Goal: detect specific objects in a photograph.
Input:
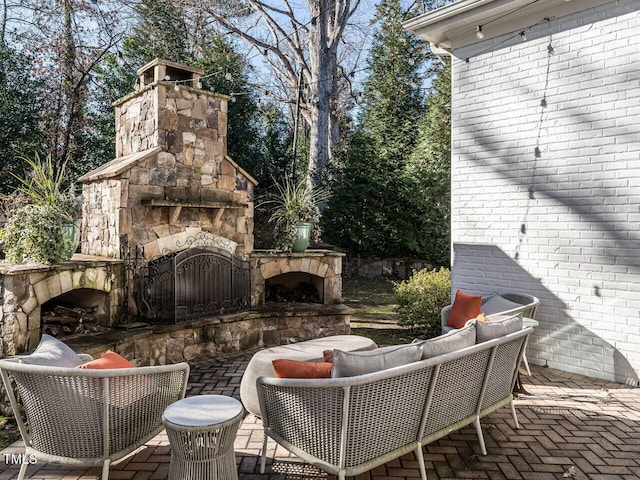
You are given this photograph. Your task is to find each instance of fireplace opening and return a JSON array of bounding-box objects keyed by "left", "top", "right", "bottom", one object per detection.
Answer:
[
  {"left": 265, "top": 272, "right": 323, "bottom": 304},
  {"left": 41, "top": 288, "right": 110, "bottom": 338}
]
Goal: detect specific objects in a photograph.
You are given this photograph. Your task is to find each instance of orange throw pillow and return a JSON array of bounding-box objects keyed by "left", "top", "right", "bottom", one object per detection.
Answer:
[
  {"left": 476, "top": 312, "right": 490, "bottom": 323},
  {"left": 77, "top": 350, "right": 135, "bottom": 369},
  {"left": 448, "top": 290, "right": 482, "bottom": 329},
  {"left": 272, "top": 359, "right": 332, "bottom": 378}
]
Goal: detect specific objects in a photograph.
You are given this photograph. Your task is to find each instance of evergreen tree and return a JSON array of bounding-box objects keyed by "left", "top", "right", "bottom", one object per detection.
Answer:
[
  {"left": 0, "top": 45, "right": 45, "bottom": 192},
  {"left": 127, "top": 0, "right": 190, "bottom": 65},
  {"left": 405, "top": 58, "right": 451, "bottom": 265},
  {"left": 323, "top": 0, "right": 427, "bottom": 257}
]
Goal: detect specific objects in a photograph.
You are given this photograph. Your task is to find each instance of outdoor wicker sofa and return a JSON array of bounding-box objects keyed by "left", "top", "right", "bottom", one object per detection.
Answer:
[
  {"left": 441, "top": 291, "right": 539, "bottom": 374},
  {"left": 0, "top": 353, "right": 189, "bottom": 480},
  {"left": 257, "top": 321, "right": 532, "bottom": 480},
  {"left": 441, "top": 292, "right": 540, "bottom": 333}
]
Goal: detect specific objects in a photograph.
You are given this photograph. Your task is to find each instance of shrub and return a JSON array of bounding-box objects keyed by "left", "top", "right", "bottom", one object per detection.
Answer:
[
  {"left": 394, "top": 267, "right": 451, "bottom": 338},
  {"left": 0, "top": 204, "right": 74, "bottom": 264}
]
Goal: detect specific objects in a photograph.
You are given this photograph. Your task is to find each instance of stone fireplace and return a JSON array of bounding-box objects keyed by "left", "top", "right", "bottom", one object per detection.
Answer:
[
  {"left": 0, "top": 258, "right": 124, "bottom": 356},
  {"left": 0, "top": 59, "right": 350, "bottom": 361},
  {"left": 78, "top": 58, "right": 256, "bottom": 261}
]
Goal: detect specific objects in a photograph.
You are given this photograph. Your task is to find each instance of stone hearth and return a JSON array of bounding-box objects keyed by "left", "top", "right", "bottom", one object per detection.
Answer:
[{"left": 64, "top": 303, "right": 351, "bottom": 366}]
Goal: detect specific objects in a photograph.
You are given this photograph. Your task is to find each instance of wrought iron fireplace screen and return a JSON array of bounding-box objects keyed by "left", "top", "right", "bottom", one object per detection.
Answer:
[{"left": 139, "top": 247, "right": 250, "bottom": 323}]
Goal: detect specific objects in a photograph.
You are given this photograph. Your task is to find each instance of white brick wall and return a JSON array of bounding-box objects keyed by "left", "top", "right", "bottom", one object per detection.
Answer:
[{"left": 450, "top": 1, "right": 640, "bottom": 385}]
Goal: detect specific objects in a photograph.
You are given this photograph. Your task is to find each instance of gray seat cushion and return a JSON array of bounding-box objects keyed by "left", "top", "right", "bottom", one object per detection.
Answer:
[
  {"left": 480, "top": 295, "right": 523, "bottom": 315},
  {"left": 476, "top": 313, "right": 524, "bottom": 343}
]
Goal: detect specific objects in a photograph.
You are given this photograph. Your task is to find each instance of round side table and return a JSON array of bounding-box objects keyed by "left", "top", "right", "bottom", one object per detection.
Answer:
[{"left": 163, "top": 395, "right": 244, "bottom": 480}]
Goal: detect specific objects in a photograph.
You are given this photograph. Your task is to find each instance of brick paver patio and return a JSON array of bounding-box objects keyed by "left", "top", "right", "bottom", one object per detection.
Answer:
[{"left": 1, "top": 350, "right": 639, "bottom": 480}]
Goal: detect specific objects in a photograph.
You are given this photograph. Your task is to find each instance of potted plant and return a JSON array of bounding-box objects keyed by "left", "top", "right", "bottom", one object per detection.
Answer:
[
  {"left": 259, "top": 177, "right": 329, "bottom": 253},
  {"left": 0, "top": 153, "right": 82, "bottom": 264}
]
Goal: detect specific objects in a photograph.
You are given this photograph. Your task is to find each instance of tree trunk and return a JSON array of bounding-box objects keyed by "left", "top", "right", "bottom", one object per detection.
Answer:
[
  {"left": 1, "top": 0, "right": 7, "bottom": 46},
  {"left": 61, "top": 0, "right": 79, "bottom": 167},
  {"left": 307, "top": 0, "right": 340, "bottom": 182}
]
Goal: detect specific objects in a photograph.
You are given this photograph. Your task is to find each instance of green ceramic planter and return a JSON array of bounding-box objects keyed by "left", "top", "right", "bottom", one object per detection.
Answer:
[
  {"left": 291, "top": 222, "right": 312, "bottom": 253},
  {"left": 62, "top": 218, "right": 81, "bottom": 260}
]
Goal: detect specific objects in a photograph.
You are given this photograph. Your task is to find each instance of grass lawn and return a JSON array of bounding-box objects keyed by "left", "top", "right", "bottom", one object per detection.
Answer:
[{"left": 342, "top": 276, "right": 413, "bottom": 346}]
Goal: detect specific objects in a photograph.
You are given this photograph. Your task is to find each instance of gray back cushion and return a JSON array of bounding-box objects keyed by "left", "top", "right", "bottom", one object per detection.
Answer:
[
  {"left": 18, "top": 334, "right": 83, "bottom": 367},
  {"left": 332, "top": 343, "right": 423, "bottom": 378},
  {"left": 480, "top": 295, "right": 522, "bottom": 315},
  {"left": 415, "top": 322, "right": 477, "bottom": 359},
  {"left": 476, "top": 313, "right": 524, "bottom": 343}
]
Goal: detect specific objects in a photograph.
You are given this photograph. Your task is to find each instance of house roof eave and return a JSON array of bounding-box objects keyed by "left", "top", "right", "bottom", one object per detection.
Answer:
[{"left": 403, "top": 0, "right": 617, "bottom": 51}]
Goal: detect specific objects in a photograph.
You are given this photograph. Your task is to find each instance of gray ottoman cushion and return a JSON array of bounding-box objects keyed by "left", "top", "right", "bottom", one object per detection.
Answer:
[{"left": 240, "top": 335, "right": 377, "bottom": 416}]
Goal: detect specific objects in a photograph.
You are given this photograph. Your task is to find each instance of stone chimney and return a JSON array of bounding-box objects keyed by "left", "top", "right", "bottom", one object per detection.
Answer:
[{"left": 78, "top": 59, "right": 257, "bottom": 261}]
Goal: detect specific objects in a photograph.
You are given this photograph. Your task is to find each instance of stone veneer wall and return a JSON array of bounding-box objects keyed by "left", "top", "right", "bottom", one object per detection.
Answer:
[
  {"left": 80, "top": 82, "right": 255, "bottom": 260},
  {"left": 65, "top": 304, "right": 352, "bottom": 366},
  {"left": 250, "top": 250, "right": 344, "bottom": 306},
  {"left": 82, "top": 178, "right": 123, "bottom": 259},
  {"left": 115, "top": 88, "right": 156, "bottom": 157},
  {"left": 343, "top": 256, "right": 433, "bottom": 280},
  {"left": 0, "top": 257, "right": 124, "bottom": 356}
]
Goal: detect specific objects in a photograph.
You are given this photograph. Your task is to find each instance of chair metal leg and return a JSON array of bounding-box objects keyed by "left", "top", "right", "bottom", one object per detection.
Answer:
[
  {"left": 17, "top": 460, "right": 28, "bottom": 480},
  {"left": 415, "top": 446, "right": 428, "bottom": 480},
  {"left": 510, "top": 401, "right": 520, "bottom": 429},
  {"left": 101, "top": 458, "right": 111, "bottom": 480},
  {"left": 474, "top": 417, "right": 487, "bottom": 455},
  {"left": 260, "top": 433, "right": 268, "bottom": 474},
  {"left": 522, "top": 353, "right": 531, "bottom": 375}
]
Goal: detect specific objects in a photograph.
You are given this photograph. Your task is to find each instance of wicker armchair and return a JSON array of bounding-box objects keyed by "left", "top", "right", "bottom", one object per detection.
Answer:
[{"left": 0, "top": 356, "right": 189, "bottom": 480}]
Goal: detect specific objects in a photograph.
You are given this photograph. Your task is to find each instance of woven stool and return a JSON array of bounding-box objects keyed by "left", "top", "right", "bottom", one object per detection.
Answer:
[{"left": 163, "top": 395, "right": 244, "bottom": 480}]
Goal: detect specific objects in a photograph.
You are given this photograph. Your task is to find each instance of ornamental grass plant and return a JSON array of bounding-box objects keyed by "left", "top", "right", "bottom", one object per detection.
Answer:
[
  {"left": 258, "top": 177, "right": 330, "bottom": 252},
  {"left": 0, "top": 153, "right": 81, "bottom": 264}
]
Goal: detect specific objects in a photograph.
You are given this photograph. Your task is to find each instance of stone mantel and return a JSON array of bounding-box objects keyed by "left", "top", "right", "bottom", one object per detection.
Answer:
[
  {"left": 250, "top": 249, "right": 346, "bottom": 260},
  {"left": 0, "top": 254, "right": 123, "bottom": 276}
]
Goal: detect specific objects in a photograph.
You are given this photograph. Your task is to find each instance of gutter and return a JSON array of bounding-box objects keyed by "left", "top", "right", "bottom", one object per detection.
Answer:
[{"left": 402, "top": 0, "right": 502, "bottom": 33}]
